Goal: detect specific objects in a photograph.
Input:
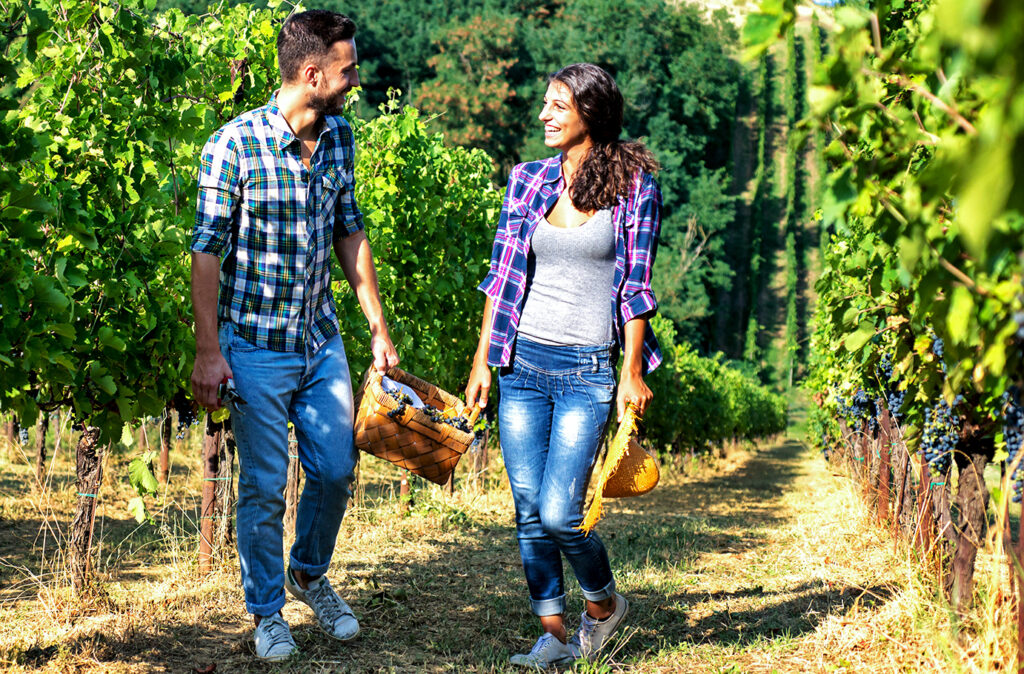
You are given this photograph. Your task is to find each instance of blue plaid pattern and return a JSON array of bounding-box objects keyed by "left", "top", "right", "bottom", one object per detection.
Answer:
[
  {"left": 479, "top": 154, "right": 663, "bottom": 374},
  {"left": 192, "top": 98, "right": 364, "bottom": 353}
]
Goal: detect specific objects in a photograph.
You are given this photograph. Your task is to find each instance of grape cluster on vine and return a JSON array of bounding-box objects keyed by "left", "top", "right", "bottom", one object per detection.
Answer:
[
  {"left": 835, "top": 389, "right": 874, "bottom": 423},
  {"left": 918, "top": 395, "right": 962, "bottom": 473},
  {"left": 1002, "top": 388, "right": 1024, "bottom": 503},
  {"left": 875, "top": 354, "right": 906, "bottom": 422},
  {"left": 18, "top": 426, "right": 29, "bottom": 446}
]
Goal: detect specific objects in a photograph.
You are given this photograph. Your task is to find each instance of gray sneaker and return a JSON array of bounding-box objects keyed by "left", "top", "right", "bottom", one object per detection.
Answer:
[
  {"left": 509, "top": 633, "right": 577, "bottom": 669},
  {"left": 285, "top": 568, "right": 360, "bottom": 641},
  {"left": 254, "top": 613, "right": 296, "bottom": 662},
  {"left": 571, "top": 592, "right": 629, "bottom": 659}
]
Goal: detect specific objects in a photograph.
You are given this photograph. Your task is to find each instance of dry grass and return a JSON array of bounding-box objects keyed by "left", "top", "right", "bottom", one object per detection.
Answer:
[{"left": 0, "top": 424, "right": 1018, "bottom": 672}]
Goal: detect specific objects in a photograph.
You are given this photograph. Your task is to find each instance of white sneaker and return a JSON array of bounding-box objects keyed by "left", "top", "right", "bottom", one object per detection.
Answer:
[
  {"left": 571, "top": 592, "right": 629, "bottom": 659},
  {"left": 254, "top": 613, "right": 296, "bottom": 662},
  {"left": 285, "top": 568, "right": 360, "bottom": 641},
  {"left": 509, "top": 633, "right": 577, "bottom": 669}
]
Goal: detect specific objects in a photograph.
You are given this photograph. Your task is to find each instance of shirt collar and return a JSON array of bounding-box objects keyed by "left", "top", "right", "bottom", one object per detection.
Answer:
[
  {"left": 540, "top": 153, "right": 563, "bottom": 186},
  {"left": 265, "top": 92, "right": 340, "bottom": 150}
]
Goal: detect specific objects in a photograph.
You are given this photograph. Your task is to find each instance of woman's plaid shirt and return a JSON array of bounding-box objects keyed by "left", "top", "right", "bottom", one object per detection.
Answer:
[
  {"left": 478, "top": 155, "right": 663, "bottom": 374},
  {"left": 192, "top": 98, "right": 363, "bottom": 353}
]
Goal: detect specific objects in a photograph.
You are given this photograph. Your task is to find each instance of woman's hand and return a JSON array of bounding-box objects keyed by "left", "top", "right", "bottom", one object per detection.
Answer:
[
  {"left": 617, "top": 368, "right": 652, "bottom": 422},
  {"left": 465, "top": 361, "right": 492, "bottom": 410}
]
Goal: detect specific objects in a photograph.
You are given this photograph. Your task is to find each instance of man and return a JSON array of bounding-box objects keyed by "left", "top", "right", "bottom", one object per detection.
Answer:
[{"left": 190, "top": 10, "right": 399, "bottom": 662}]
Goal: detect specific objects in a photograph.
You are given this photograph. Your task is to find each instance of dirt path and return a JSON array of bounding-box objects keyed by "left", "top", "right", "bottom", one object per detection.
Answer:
[{"left": 1, "top": 436, "right": 931, "bottom": 672}]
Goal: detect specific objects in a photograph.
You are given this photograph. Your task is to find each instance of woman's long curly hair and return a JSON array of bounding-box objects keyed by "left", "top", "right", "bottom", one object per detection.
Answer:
[{"left": 550, "top": 63, "right": 659, "bottom": 212}]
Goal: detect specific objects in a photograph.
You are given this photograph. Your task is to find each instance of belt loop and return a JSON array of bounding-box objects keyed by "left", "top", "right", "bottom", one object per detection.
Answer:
[{"left": 591, "top": 354, "right": 598, "bottom": 373}]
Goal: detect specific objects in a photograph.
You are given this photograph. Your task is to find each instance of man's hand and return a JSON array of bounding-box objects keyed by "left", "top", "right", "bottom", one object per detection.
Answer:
[
  {"left": 465, "top": 361, "right": 491, "bottom": 410},
  {"left": 192, "top": 348, "right": 233, "bottom": 410},
  {"left": 370, "top": 331, "right": 400, "bottom": 374}
]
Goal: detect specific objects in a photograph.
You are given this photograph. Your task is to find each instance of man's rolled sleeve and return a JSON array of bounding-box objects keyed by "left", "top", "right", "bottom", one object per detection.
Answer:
[
  {"left": 192, "top": 131, "right": 241, "bottom": 257},
  {"left": 333, "top": 120, "right": 365, "bottom": 240},
  {"left": 619, "top": 174, "right": 662, "bottom": 324}
]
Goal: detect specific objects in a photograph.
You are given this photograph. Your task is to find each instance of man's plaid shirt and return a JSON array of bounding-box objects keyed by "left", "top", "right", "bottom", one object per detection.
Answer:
[
  {"left": 478, "top": 155, "right": 663, "bottom": 374},
  {"left": 192, "top": 97, "right": 363, "bottom": 353}
]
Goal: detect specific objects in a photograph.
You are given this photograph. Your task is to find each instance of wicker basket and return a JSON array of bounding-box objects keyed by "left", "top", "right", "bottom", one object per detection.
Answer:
[{"left": 353, "top": 367, "right": 480, "bottom": 485}]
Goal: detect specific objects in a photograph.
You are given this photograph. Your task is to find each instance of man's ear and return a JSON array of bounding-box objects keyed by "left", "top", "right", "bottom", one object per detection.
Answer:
[{"left": 300, "top": 60, "right": 320, "bottom": 87}]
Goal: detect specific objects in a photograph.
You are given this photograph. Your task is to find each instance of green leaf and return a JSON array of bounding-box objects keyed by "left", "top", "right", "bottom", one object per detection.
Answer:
[
  {"left": 127, "top": 496, "right": 149, "bottom": 524},
  {"left": 844, "top": 323, "right": 876, "bottom": 352},
  {"left": 946, "top": 285, "right": 974, "bottom": 344},
  {"left": 128, "top": 454, "right": 160, "bottom": 496}
]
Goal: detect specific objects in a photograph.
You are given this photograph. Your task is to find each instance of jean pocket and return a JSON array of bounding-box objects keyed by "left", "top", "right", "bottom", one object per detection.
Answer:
[
  {"left": 576, "top": 369, "right": 615, "bottom": 391},
  {"left": 229, "top": 327, "right": 263, "bottom": 353}
]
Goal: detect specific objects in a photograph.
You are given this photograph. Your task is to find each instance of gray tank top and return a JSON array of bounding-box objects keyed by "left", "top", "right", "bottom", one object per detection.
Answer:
[{"left": 516, "top": 208, "right": 616, "bottom": 346}]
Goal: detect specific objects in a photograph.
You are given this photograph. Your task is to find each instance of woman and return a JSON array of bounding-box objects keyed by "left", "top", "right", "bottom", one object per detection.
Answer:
[{"left": 465, "top": 63, "right": 663, "bottom": 668}]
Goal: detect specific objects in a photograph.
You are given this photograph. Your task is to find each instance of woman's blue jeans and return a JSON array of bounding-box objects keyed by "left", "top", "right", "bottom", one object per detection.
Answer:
[
  {"left": 219, "top": 323, "right": 357, "bottom": 616},
  {"left": 498, "top": 337, "right": 617, "bottom": 616}
]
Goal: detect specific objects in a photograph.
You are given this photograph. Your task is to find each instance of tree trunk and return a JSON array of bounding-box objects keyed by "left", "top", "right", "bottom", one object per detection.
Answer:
[
  {"left": 284, "top": 428, "right": 300, "bottom": 536},
  {"left": 68, "top": 427, "right": 104, "bottom": 593},
  {"left": 4, "top": 417, "right": 18, "bottom": 461},
  {"left": 34, "top": 412, "right": 48, "bottom": 486},
  {"left": 947, "top": 450, "right": 987, "bottom": 611},
  {"left": 159, "top": 413, "right": 171, "bottom": 483},
  {"left": 199, "top": 416, "right": 225, "bottom": 575}
]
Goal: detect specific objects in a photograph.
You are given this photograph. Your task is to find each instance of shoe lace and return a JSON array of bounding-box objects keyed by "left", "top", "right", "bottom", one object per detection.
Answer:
[
  {"left": 261, "top": 615, "right": 291, "bottom": 647},
  {"left": 532, "top": 633, "right": 556, "bottom": 655},
  {"left": 307, "top": 577, "right": 349, "bottom": 626},
  {"left": 577, "top": 612, "right": 599, "bottom": 647}
]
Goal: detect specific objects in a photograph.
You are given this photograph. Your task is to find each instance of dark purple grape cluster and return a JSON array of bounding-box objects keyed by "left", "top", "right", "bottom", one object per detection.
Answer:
[
  {"left": 836, "top": 389, "right": 873, "bottom": 422},
  {"left": 383, "top": 390, "right": 471, "bottom": 432},
  {"left": 876, "top": 354, "right": 906, "bottom": 422},
  {"left": 1002, "top": 388, "right": 1023, "bottom": 503},
  {"left": 18, "top": 426, "right": 29, "bottom": 446},
  {"left": 918, "top": 395, "right": 962, "bottom": 473},
  {"left": 928, "top": 329, "right": 947, "bottom": 374}
]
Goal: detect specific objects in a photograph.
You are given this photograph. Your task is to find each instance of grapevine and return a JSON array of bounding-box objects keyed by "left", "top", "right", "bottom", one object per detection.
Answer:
[
  {"left": 918, "top": 396, "right": 963, "bottom": 475},
  {"left": 1002, "top": 388, "right": 1024, "bottom": 503}
]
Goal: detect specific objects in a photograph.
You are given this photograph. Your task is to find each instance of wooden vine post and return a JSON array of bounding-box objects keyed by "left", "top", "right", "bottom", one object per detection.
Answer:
[
  {"left": 34, "top": 412, "right": 48, "bottom": 486},
  {"left": 399, "top": 471, "right": 411, "bottom": 514},
  {"left": 1017, "top": 510, "right": 1023, "bottom": 674},
  {"left": 876, "top": 407, "right": 892, "bottom": 524},
  {"left": 68, "top": 427, "right": 104, "bottom": 593},
  {"left": 915, "top": 461, "right": 934, "bottom": 558},
  {"left": 159, "top": 413, "right": 171, "bottom": 483},
  {"left": 199, "top": 416, "right": 226, "bottom": 575}
]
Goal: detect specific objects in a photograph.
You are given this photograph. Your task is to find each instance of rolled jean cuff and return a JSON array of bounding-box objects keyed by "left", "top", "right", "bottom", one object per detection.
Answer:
[
  {"left": 580, "top": 578, "right": 616, "bottom": 603},
  {"left": 246, "top": 591, "right": 286, "bottom": 617},
  {"left": 289, "top": 554, "right": 331, "bottom": 579},
  {"left": 530, "top": 593, "right": 567, "bottom": 617}
]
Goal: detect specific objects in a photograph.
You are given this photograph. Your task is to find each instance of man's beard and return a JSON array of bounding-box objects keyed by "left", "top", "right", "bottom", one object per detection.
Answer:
[{"left": 310, "top": 89, "right": 345, "bottom": 116}]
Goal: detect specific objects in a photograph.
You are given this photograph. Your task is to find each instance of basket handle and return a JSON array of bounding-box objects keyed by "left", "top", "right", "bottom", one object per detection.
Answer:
[{"left": 461, "top": 403, "right": 482, "bottom": 427}]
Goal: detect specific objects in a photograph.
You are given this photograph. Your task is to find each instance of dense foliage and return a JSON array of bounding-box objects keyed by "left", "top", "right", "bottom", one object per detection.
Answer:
[
  {"left": 646, "top": 316, "right": 787, "bottom": 453},
  {"left": 746, "top": 0, "right": 1024, "bottom": 489},
  {"left": 156, "top": 0, "right": 747, "bottom": 347},
  {"left": 0, "top": 0, "right": 497, "bottom": 440}
]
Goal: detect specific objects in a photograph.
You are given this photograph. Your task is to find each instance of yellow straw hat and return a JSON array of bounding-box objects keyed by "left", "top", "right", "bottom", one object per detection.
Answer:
[{"left": 579, "top": 403, "right": 660, "bottom": 534}]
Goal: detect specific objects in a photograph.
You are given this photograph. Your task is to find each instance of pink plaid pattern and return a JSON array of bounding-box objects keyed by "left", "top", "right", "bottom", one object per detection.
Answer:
[{"left": 478, "top": 154, "right": 662, "bottom": 374}]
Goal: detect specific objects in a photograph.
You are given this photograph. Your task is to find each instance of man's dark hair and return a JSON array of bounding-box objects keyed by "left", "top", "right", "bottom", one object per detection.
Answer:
[{"left": 277, "top": 10, "right": 356, "bottom": 83}]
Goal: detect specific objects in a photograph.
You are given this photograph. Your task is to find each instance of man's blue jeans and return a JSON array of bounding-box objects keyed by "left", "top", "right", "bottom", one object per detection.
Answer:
[
  {"left": 219, "top": 323, "right": 357, "bottom": 616},
  {"left": 498, "top": 337, "right": 617, "bottom": 616}
]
